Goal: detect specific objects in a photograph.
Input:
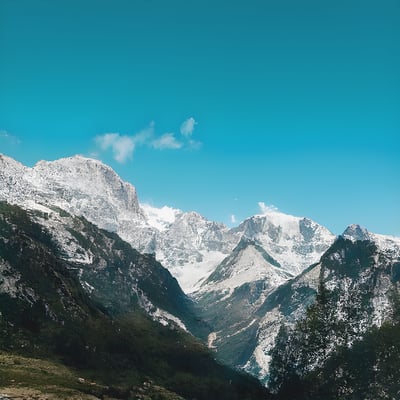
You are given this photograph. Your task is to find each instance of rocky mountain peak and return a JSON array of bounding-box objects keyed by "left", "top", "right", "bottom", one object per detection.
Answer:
[
  {"left": 200, "top": 238, "right": 290, "bottom": 293},
  {"left": 0, "top": 153, "right": 26, "bottom": 169},
  {"left": 30, "top": 155, "right": 142, "bottom": 216},
  {"left": 342, "top": 224, "right": 371, "bottom": 241},
  {"left": 0, "top": 154, "right": 28, "bottom": 201},
  {"left": 230, "top": 211, "right": 335, "bottom": 275},
  {"left": 0, "top": 155, "right": 146, "bottom": 234}
]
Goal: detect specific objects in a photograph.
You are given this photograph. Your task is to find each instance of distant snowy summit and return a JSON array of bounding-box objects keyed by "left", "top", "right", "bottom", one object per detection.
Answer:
[{"left": 232, "top": 210, "right": 335, "bottom": 275}]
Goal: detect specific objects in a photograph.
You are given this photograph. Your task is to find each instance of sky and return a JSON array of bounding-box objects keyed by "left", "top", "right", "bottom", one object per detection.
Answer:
[{"left": 0, "top": 0, "right": 399, "bottom": 236}]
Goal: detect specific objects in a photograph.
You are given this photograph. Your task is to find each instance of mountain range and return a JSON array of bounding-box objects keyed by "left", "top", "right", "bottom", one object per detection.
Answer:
[
  {"left": 1, "top": 153, "right": 400, "bottom": 397},
  {"left": 0, "top": 154, "right": 335, "bottom": 292}
]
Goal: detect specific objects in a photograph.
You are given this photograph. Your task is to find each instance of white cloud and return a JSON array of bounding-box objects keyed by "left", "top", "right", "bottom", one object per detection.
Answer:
[
  {"left": 180, "top": 117, "right": 197, "bottom": 137},
  {"left": 95, "top": 119, "right": 201, "bottom": 163},
  {"left": 0, "top": 130, "right": 21, "bottom": 145},
  {"left": 96, "top": 133, "right": 119, "bottom": 150},
  {"left": 258, "top": 202, "right": 279, "bottom": 214},
  {"left": 95, "top": 122, "right": 155, "bottom": 163},
  {"left": 231, "top": 214, "right": 237, "bottom": 224},
  {"left": 152, "top": 133, "right": 182, "bottom": 150},
  {"left": 95, "top": 133, "right": 135, "bottom": 163}
]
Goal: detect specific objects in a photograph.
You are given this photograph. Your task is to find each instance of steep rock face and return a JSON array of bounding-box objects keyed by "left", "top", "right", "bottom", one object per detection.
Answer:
[
  {"left": 242, "top": 229, "right": 400, "bottom": 385},
  {"left": 27, "top": 156, "right": 143, "bottom": 223},
  {"left": 0, "top": 155, "right": 29, "bottom": 202},
  {"left": 1, "top": 155, "right": 144, "bottom": 225},
  {"left": 0, "top": 202, "right": 106, "bottom": 340}
]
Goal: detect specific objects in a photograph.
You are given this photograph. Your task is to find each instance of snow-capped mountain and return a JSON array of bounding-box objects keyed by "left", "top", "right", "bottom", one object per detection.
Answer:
[{"left": 231, "top": 211, "right": 335, "bottom": 275}]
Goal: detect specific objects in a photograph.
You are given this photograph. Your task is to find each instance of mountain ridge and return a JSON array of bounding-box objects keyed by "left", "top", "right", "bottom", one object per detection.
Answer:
[
  {"left": 0, "top": 153, "right": 339, "bottom": 292},
  {"left": 2, "top": 153, "right": 400, "bottom": 389}
]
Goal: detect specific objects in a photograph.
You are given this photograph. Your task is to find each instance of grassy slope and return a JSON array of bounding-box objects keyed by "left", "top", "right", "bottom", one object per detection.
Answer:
[{"left": 0, "top": 351, "right": 186, "bottom": 399}]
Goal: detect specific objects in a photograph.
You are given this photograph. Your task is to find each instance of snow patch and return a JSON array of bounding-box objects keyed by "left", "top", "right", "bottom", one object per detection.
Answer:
[
  {"left": 0, "top": 260, "right": 20, "bottom": 297},
  {"left": 170, "top": 251, "right": 228, "bottom": 293},
  {"left": 244, "top": 307, "right": 283, "bottom": 380},
  {"left": 150, "top": 308, "right": 188, "bottom": 331},
  {"left": 226, "top": 319, "right": 257, "bottom": 338},
  {"left": 208, "top": 332, "right": 217, "bottom": 349}
]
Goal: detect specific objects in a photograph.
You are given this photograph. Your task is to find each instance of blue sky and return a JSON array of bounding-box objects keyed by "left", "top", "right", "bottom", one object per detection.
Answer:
[{"left": 1, "top": 0, "right": 399, "bottom": 235}]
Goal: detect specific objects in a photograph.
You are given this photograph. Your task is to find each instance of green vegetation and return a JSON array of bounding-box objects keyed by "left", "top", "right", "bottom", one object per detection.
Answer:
[
  {"left": 269, "top": 250, "right": 400, "bottom": 400},
  {"left": 0, "top": 351, "right": 188, "bottom": 399},
  {"left": 0, "top": 351, "right": 106, "bottom": 399},
  {"left": 269, "top": 320, "right": 400, "bottom": 400}
]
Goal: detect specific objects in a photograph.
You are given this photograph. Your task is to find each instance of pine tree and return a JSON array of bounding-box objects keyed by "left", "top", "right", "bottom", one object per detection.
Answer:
[
  {"left": 268, "top": 324, "right": 293, "bottom": 392},
  {"left": 269, "top": 323, "right": 307, "bottom": 398},
  {"left": 294, "top": 281, "right": 338, "bottom": 375},
  {"left": 269, "top": 281, "right": 338, "bottom": 396}
]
